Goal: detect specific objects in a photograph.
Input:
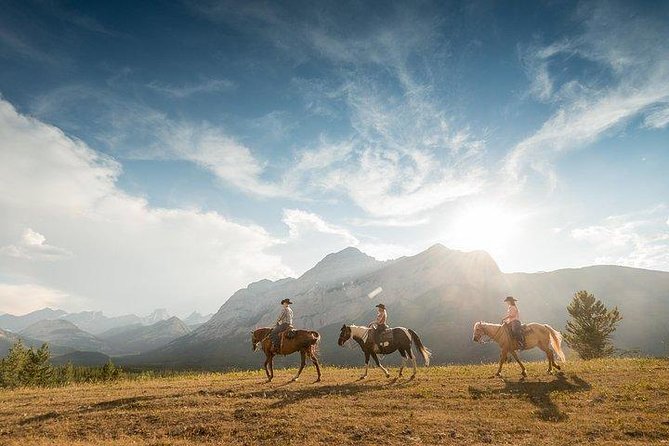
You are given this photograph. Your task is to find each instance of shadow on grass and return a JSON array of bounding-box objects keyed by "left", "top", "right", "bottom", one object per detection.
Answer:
[
  {"left": 244, "top": 381, "right": 399, "bottom": 409},
  {"left": 468, "top": 374, "right": 591, "bottom": 422},
  {"left": 20, "top": 394, "right": 181, "bottom": 425}
]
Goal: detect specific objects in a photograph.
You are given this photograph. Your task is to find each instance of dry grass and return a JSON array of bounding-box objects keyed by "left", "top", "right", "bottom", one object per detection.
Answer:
[{"left": 1, "top": 358, "right": 668, "bottom": 445}]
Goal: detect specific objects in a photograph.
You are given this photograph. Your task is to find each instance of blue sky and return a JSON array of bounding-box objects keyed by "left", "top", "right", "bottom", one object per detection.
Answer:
[{"left": 1, "top": 0, "right": 668, "bottom": 315}]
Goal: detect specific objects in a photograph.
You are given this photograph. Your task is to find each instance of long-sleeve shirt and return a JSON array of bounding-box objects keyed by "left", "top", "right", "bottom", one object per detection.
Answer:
[
  {"left": 503, "top": 305, "right": 519, "bottom": 323},
  {"left": 376, "top": 309, "right": 387, "bottom": 326},
  {"left": 275, "top": 306, "right": 293, "bottom": 325}
]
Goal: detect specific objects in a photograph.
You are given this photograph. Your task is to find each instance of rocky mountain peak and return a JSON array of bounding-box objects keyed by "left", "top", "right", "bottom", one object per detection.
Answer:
[{"left": 299, "top": 247, "right": 382, "bottom": 284}]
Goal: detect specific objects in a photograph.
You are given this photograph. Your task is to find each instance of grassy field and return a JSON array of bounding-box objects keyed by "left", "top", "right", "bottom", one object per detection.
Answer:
[{"left": 1, "top": 358, "right": 668, "bottom": 445}]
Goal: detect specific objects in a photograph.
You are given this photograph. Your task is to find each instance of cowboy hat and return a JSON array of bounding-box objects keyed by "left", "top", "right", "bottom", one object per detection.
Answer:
[
  {"left": 281, "top": 298, "right": 293, "bottom": 305},
  {"left": 375, "top": 303, "right": 386, "bottom": 310},
  {"left": 503, "top": 296, "right": 517, "bottom": 303}
]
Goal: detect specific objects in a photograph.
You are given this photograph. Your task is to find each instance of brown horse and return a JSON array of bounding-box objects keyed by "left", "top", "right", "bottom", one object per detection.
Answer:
[
  {"left": 251, "top": 327, "right": 321, "bottom": 383},
  {"left": 472, "top": 321, "right": 566, "bottom": 378}
]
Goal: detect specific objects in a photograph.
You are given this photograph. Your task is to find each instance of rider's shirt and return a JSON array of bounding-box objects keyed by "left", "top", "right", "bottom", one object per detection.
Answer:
[
  {"left": 376, "top": 309, "right": 387, "bottom": 325},
  {"left": 503, "top": 305, "right": 519, "bottom": 323},
  {"left": 276, "top": 306, "right": 293, "bottom": 325}
]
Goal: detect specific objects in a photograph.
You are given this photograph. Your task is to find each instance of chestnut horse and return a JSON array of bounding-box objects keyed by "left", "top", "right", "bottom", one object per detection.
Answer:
[
  {"left": 472, "top": 321, "right": 565, "bottom": 378},
  {"left": 251, "top": 327, "right": 321, "bottom": 383}
]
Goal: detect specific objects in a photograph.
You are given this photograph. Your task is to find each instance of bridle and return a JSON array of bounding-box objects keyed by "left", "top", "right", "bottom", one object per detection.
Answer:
[{"left": 475, "top": 322, "right": 504, "bottom": 344}]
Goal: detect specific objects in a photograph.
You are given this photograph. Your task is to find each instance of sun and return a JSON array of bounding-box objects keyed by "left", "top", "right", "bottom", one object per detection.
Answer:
[{"left": 446, "top": 202, "right": 521, "bottom": 253}]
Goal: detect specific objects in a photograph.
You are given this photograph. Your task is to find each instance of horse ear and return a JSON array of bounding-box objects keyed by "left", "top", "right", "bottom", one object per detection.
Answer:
[{"left": 341, "top": 324, "right": 346, "bottom": 330}]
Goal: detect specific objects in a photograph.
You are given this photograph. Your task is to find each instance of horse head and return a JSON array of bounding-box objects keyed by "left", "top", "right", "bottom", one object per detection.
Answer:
[
  {"left": 472, "top": 321, "right": 484, "bottom": 343},
  {"left": 251, "top": 328, "right": 263, "bottom": 351},
  {"left": 338, "top": 324, "right": 352, "bottom": 346}
]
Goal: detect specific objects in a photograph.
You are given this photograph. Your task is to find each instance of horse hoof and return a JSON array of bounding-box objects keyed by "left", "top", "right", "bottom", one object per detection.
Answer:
[
  {"left": 291, "top": 377, "right": 299, "bottom": 382},
  {"left": 359, "top": 375, "right": 367, "bottom": 380},
  {"left": 314, "top": 378, "right": 321, "bottom": 383},
  {"left": 409, "top": 375, "right": 416, "bottom": 380}
]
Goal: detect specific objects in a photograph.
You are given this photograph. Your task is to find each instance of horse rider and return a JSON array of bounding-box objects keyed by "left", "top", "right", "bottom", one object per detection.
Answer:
[
  {"left": 371, "top": 303, "right": 388, "bottom": 347},
  {"left": 270, "top": 298, "right": 293, "bottom": 353},
  {"left": 502, "top": 296, "right": 525, "bottom": 349}
]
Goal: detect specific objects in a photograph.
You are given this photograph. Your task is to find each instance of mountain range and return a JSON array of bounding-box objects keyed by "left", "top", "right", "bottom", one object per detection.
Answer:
[
  {"left": 0, "top": 308, "right": 211, "bottom": 362},
  {"left": 128, "top": 244, "right": 669, "bottom": 370},
  {"left": 2, "top": 245, "right": 668, "bottom": 369}
]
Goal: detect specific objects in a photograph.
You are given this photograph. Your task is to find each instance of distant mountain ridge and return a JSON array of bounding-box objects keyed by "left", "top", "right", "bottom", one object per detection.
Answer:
[
  {"left": 0, "top": 307, "right": 176, "bottom": 335},
  {"left": 100, "top": 317, "right": 191, "bottom": 354},
  {"left": 130, "top": 245, "right": 669, "bottom": 369}
]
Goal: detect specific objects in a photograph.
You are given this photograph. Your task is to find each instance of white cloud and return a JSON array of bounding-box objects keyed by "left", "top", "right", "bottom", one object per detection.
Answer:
[
  {"left": 0, "top": 284, "right": 75, "bottom": 315},
  {"left": 0, "top": 98, "right": 292, "bottom": 315},
  {"left": 282, "top": 209, "right": 358, "bottom": 245},
  {"left": 570, "top": 205, "right": 669, "bottom": 271},
  {"left": 1, "top": 228, "right": 72, "bottom": 260}
]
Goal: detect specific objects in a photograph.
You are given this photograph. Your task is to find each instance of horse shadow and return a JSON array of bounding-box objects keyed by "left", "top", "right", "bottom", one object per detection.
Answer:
[
  {"left": 468, "top": 374, "right": 591, "bottom": 422},
  {"left": 245, "top": 381, "right": 392, "bottom": 409}
]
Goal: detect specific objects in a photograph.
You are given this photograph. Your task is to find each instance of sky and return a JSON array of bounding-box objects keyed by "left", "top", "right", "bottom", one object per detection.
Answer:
[{"left": 1, "top": 0, "right": 668, "bottom": 316}]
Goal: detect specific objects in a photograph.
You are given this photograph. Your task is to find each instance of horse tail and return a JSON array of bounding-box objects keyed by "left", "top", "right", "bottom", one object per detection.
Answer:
[
  {"left": 408, "top": 329, "right": 431, "bottom": 366},
  {"left": 545, "top": 324, "right": 566, "bottom": 362}
]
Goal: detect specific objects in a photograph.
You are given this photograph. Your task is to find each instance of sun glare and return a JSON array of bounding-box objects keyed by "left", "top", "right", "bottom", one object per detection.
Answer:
[{"left": 446, "top": 203, "right": 521, "bottom": 253}]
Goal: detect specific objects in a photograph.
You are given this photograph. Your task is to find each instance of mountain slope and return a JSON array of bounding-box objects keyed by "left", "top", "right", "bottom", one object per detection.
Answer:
[
  {"left": 0, "top": 328, "right": 74, "bottom": 357},
  {"left": 101, "top": 317, "right": 191, "bottom": 354},
  {"left": 19, "top": 320, "right": 110, "bottom": 353}
]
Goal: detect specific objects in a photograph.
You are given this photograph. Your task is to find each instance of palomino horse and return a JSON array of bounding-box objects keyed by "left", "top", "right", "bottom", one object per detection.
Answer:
[
  {"left": 472, "top": 321, "right": 566, "bottom": 378},
  {"left": 251, "top": 327, "right": 321, "bottom": 383},
  {"left": 338, "top": 324, "right": 431, "bottom": 379}
]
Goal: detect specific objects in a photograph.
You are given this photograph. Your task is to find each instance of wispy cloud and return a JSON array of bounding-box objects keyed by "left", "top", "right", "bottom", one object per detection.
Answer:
[
  {"left": 571, "top": 205, "right": 669, "bottom": 271},
  {"left": 147, "top": 78, "right": 235, "bottom": 98},
  {"left": 506, "top": 2, "right": 669, "bottom": 187}
]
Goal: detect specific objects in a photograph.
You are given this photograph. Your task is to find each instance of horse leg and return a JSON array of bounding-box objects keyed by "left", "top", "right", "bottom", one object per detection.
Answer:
[
  {"left": 263, "top": 355, "right": 271, "bottom": 382},
  {"left": 543, "top": 345, "right": 554, "bottom": 374},
  {"left": 511, "top": 351, "right": 527, "bottom": 378},
  {"left": 408, "top": 347, "right": 417, "bottom": 378},
  {"left": 268, "top": 354, "right": 275, "bottom": 381},
  {"left": 494, "top": 349, "right": 506, "bottom": 377},
  {"left": 371, "top": 352, "right": 390, "bottom": 378},
  {"left": 360, "top": 351, "right": 370, "bottom": 380},
  {"left": 292, "top": 350, "right": 306, "bottom": 381},
  {"left": 309, "top": 347, "right": 321, "bottom": 382},
  {"left": 398, "top": 350, "right": 406, "bottom": 377}
]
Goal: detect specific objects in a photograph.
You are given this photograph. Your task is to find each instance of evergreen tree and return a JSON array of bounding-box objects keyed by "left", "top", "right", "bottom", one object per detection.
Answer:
[
  {"left": 0, "top": 340, "right": 29, "bottom": 388},
  {"left": 564, "top": 290, "right": 622, "bottom": 359}
]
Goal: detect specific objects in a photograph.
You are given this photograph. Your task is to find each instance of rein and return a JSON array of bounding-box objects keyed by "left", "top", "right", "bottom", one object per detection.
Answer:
[{"left": 479, "top": 323, "right": 505, "bottom": 344}]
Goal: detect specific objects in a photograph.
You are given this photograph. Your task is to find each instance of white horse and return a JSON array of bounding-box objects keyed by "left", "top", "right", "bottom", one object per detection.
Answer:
[{"left": 473, "top": 321, "right": 565, "bottom": 378}]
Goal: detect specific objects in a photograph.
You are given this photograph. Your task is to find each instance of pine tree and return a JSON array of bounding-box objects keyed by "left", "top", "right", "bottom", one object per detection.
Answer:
[
  {"left": 0, "top": 340, "right": 29, "bottom": 388},
  {"left": 564, "top": 290, "right": 622, "bottom": 359}
]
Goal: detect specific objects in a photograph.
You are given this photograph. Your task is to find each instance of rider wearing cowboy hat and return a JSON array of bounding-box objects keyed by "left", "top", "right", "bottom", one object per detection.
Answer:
[
  {"left": 502, "top": 296, "right": 525, "bottom": 349},
  {"left": 371, "top": 303, "right": 388, "bottom": 347},
  {"left": 270, "top": 298, "right": 294, "bottom": 353}
]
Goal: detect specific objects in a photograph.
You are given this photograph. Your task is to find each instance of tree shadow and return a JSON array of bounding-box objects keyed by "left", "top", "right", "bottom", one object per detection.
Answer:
[{"left": 468, "top": 374, "right": 591, "bottom": 422}]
